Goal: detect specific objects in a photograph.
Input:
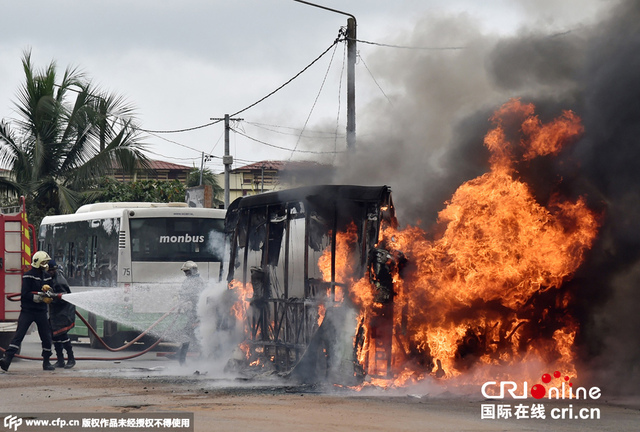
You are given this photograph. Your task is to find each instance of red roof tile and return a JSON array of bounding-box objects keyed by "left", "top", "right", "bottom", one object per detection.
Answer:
[
  {"left": 145, "top": 160, "right": 192, "bottom": 170},
  {"left": 111, "top": 159, "right": 192, "bottom": 171}
]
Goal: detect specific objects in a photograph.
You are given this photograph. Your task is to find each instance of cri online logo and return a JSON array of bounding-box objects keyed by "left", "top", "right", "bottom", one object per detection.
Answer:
[{"left": 481, "top": 370, "right": 602, "bottom": 400}]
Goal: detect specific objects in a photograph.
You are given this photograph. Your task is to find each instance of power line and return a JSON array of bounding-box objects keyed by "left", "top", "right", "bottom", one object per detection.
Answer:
[
  {"left": 230, "top": 127, "right": 346, "bottom": 155},
  {"left": 351, "top": 25, "right": 582, "bottom": 51},
  {"left": 140, "top": 118, "right": 222, "bottom": 134},
  {"left": 351, "top": 37, "right": 466, "bottom": 51},
  {"left": 288, "top": 37, "right": 341, "bottom": 161},
  {"left": 138, "top": 38, "right": 340, "bottom": 135},
  {"left": 333, "top": 41, "right": 347, "bottom": 163},
  {"left": 145, "top": 131, "right": 206, "bottom": 154},
  {"left": 230, "top": 38, "right": 340, "bottom": 119},
  {"left": 245, "top": 121, "right": 345, "bottom": 138},
  {"left": 208, "top": 129, "right": 225, "bottom": 155},
  {"left": 358, "top": 54, "right": 393, "bottom": 106},
  {"left": 144, "top": 149, "right": 200, "bottom": 162}
]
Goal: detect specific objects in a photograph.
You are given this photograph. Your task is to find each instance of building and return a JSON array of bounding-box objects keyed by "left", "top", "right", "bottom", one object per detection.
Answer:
[
  {"left": 220, "top": 160, "right": 335, "bottom": 204},
  {"left": 110, "top": 159, "right": 192, "bottom": 185}
]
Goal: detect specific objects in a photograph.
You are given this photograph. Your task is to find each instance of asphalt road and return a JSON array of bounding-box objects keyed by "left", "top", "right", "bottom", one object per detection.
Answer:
[{"left": 1, "top": 333, "right": 639, "bottom": 432}]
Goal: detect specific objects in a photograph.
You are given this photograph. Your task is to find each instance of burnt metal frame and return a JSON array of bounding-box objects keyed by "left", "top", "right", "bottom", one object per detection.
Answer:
[{"left": 225, "top": 185, "right": 395, "bottom": 374}]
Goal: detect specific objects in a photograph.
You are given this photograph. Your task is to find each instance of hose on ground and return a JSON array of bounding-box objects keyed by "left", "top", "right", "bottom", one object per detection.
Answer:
[{"left": 1, "top": 300, "right": 181, "bottom": 361}]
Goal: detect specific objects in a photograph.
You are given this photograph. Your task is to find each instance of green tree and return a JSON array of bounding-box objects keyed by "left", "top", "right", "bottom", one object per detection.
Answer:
[
  {"left": 187, "top": 167, "right": 224, "bottom": 207},
  {"left": 0, "top": 50, "right": 149, "bottom": 219},
  {"left": 96, "top": 178, "right": 186, "bottom": 203}
]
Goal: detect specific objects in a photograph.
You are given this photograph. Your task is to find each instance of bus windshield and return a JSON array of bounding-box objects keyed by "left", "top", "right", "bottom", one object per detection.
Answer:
[{"left": 129, "top": 217, "right": 225, "bottom": 262}]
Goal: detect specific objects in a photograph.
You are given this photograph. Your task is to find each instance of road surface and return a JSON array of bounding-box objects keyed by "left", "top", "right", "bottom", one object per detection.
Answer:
[{"left": 1, "top": 334, "right": 638, "bottom": 432}]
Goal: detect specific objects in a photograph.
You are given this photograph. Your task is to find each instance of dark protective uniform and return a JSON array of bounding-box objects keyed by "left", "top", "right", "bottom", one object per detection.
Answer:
[
  {"left": 0, "top": 267, "right": 54, "bottom": 371},
  {"left": 49, "top": 271, "right": 76, "bottom": 368}
]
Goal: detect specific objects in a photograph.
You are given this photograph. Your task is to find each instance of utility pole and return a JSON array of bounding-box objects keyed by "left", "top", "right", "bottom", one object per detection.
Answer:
[
  {"left": 294, "top": 0, "right": 357, "bottom": 150},
  {"left": 346, "top": 16, "right": 356, "bottom": 150},
  {"left": 198, "top": 152, "right": 211, "bottom": 185},
  {"left": 211, "top": 114, "right": 243, "bottom": 208}
]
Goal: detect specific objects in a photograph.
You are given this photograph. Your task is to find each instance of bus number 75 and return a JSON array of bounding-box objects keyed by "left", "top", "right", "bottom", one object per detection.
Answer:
[{"left": 122, "top": 267, "right": 131, "bottom": 276}]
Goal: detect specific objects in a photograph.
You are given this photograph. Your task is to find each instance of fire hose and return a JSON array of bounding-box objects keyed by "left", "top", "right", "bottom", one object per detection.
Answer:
[{"left": 2, "top": 292, "right": 181, "bottom": 361}]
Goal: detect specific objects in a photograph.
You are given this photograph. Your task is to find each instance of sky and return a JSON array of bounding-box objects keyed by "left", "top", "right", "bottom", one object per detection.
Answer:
[{"left": 0, "top": 0, "right": 605, "bottom": 174}]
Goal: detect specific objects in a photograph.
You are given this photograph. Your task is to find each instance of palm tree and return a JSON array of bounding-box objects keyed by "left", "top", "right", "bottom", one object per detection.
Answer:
[{"left": 0, "top": 50, "right": 149, "bottom": 216}]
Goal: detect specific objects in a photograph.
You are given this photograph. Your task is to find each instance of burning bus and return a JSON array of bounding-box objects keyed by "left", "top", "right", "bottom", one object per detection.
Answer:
[{"left": 219, "top": 100, "right": 600, "bottom": 389}]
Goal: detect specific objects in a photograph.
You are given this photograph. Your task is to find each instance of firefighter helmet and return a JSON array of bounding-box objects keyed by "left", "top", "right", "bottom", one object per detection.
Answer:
[
  {"left": 31, "top": 251, "right": 52, "bottom": 268},
  {"left": 181, "top": 260, "right": 198, "bottom": 275}
]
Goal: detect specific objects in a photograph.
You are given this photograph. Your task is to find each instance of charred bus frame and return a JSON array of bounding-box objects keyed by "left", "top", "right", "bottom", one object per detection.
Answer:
[{"left": 224, "top": 185, "right": 396, "bottom": 381}]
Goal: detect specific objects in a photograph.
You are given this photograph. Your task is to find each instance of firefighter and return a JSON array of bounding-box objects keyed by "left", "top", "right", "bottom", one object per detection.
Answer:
[
  {"left": 0, "top": 251, "right": 60, "bottom": 372},
  {"left": 47, "top": 260, "right": 76, "bottom": 369},
  {"left": 176, "top": 261, "right": 205, "bottom": 365}
]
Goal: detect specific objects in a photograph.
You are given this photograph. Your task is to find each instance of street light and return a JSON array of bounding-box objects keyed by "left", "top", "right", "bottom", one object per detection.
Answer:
[{"left": 293, "top": 0, "right": 357, "bottom": 150}]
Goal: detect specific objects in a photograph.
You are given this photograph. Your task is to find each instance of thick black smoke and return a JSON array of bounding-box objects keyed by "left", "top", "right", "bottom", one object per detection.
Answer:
[{"left": 328, "top": 1, "right": 640, "bottom": 394}]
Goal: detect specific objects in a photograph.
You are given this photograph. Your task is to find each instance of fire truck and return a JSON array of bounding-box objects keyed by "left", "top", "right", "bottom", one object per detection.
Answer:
[{"left": 0, "top": 197, "right": 36, "bottom": 350}]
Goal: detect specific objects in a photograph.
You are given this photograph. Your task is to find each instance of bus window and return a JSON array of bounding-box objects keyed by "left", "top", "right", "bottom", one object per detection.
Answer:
[{"left": 129, "top": 217, "right": 225, "bottom": 263}]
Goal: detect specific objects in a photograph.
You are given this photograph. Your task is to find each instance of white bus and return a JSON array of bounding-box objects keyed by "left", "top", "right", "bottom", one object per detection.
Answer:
[{"left": 38, "top": 202, "right": 226, "bottom": 348}]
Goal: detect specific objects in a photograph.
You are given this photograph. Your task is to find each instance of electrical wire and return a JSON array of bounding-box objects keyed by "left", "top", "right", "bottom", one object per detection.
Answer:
[
  {"left": 139, "top": 39, "right": 340, "bottom": 134},
  {"left": 144, "top": 131, "right": 204, "bottom": 154},
  {"left": 349, "top": 26, "right": 581, "bottom": 52},
  {"left": 140, "top": 119, "right": 222, "bottom": 134},
  {"left": 333, "top": 41, "right": 347, "bottom": 163},
  {"left": 350, "top": 37, "right": 467, "bottom": 51},
  {"left": 230, "top": 38, "right": 340, "bottom": 119},
  {"left": 230, "top": 127, "right": 346, "bottom": 155},
  {"left": 288, "top": 37, "right": 341, "bottom": 161},
  {"left": 358, "top": 54, "right": 393, "bottom": 106},
  {"left": 46, "top": 27, "right": 579, "bottom": 144},
  {"left": 145, "top": 149, "right": 200, "bottom": 162},
  {"left": 208, "top": 129, "right": 225, "bottom": 155},
  {"left": 10, "top": 39, "right": 346, "bottom": 168},
  {"left": 245, "top": 121, "right": 344, "bottom": 139}
]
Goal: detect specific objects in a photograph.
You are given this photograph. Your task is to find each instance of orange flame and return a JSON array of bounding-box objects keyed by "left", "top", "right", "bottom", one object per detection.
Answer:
[
  {"left": 229, "top": 279, "right": 253, "bottom": 334},
  {"left": 318, "top": 223, "right": 360, "bottom": 301},
  {"left": 349, "top": 99, "right": 598, "bottom": 387},
  {"left": 229, "top": 99, "right": 599, "bottom": 389}
]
